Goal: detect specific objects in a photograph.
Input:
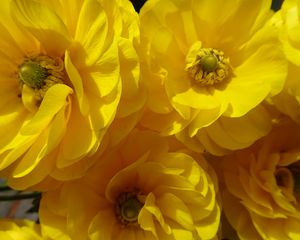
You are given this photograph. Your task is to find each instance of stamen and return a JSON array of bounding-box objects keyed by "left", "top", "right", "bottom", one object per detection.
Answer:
[
  {"left": 115, "top": 191, "right": 144, "bottom": 226},
  {"left": 275, "top": 165, "right": 300, "bottom": 203},
  {"left": 275, "top": 167, "right": 293, "bottom": 189},
  {"left": 18, "top": 55, "right": 65, "bottom": 101},
  {"left": 19, "top": 61, "right": 49, "bottom": 89},
  {"left": 185, "top": 42, "right": 231, "bottom": 86}
]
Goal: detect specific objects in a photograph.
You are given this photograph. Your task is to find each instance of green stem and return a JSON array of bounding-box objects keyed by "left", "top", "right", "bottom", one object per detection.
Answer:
[{"left": 0, "top": 192, "right": 41, "bottom": 201}]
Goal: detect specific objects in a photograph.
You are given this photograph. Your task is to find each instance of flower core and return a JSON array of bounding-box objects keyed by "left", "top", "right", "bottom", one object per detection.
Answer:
[
  {"left": 185, "top": 44, "right": 231, "bottom": 86},
  {"left": 115, "top": 191, "right": 144, "bottom": 226},
  {"left": 19, "top": 55, "right": 65, "bottom": 100},
  {"left": 275, "top": 164, "right": 300, "bottom": 200}
]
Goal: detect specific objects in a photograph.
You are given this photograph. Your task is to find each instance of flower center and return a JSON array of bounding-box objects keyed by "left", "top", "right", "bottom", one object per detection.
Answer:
[
  {"left": 18, "top": 55, "right": 65, "bottom": 101},
  {"left": 115, "top": 191, "right": 144, "bottom": 226},
  {"left": 288, "top": 164, "right": 300, "bottom": 194},
  {"left": 275, "top": 164, "right": 300, "bottom": 202},
  {"left": 185, "top": 42, "right": 231, "bottom": 86},
  {"left": 19, "top": 61, "right": 49, "bottom": 89}
]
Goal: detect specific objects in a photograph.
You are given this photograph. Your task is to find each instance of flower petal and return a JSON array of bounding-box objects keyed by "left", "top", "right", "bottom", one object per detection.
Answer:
[
  {"left": 21, "top": 84, "right": 72, "bottom": 135},
  {"left": 11, "top": 0, "right": 70, "bottom": 56},
  {"left": 65, "top": 51, "right": 89, "bottom": 115},
  {"left": 223, "top": 43, "right": 287, "bottom": 117},
  {"left": 74, "top": 0, "right": 109, "bottom": 66}
]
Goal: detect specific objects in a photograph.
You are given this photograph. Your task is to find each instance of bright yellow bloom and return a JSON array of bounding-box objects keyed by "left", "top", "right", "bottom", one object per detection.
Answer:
[
  {"left": 140, "top": 0, "right": 287, "bottom": 155},
  {"left": 0, "top": 219, "right": 69, "bottom": 240},
  {"left": 39, "top": 130, "right": 220, "bottom": 240},
  {"left": 270, "top": 0, "right": 300, "bottom": 124},
  {"left": 0, "top": 0, "right": 144, "bottom": 189},
  {"left": 222, "top": 119, "right": 300, "bottom": 240}
]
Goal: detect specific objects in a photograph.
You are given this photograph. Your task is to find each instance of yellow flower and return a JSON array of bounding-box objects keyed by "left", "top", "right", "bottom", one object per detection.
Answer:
[
  {"left": 39, "top": 130, "right": 220, "bottom": 240},
  {"left": 270, "top": 0, "right": 300, "bottom": 124},
  {"left": 222, "top": 119, "right": 300, "bottom": 239},
  {"left": 0, "top": 0, "right": 144, "bottom": 189},
  {"left": 0, "top": 219, "right": 68, "bottom": 240},
  {"left": 139, "top": 0, "right": 287, "bottom": 154}
]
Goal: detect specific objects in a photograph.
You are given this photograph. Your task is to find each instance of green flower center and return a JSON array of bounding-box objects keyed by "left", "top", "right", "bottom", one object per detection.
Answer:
[
  {"left": 185, "top": 42, "right": 232, "bottom": 86},
  {"left": 116, "top": 191, "right": 144, "bottom": 226},
  {"left": 19, "top": 61, "right": 49, "bottom": 89},
  {"left": 121, "top": 197, "right": 143, "bottom": 222},
  {"left": 201, "top": 54, "right": 218, "bottom": 72},
  {"left": 18, "top": 55, "right": 65, "bottom": 101}
]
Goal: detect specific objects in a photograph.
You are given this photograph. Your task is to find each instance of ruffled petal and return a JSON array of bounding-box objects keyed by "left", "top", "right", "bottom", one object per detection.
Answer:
[
  {"left": 11, "top": 0, "right": 71, "bottom": 56},
  {"left": 74, "top": 0, "right": 109, "bottom": 66}
]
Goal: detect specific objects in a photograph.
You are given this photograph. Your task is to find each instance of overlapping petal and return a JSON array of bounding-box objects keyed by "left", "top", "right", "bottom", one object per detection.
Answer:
[
  {"left": 139, "top": 0, "right": 287, "bottom": 154},
  {"left": 0, "top": 219, "right": 69, "bottom": 240},
  {"left": 222, "top": 119, "right": 300, "bottom": 239},
  {"left": 39, "top": 130, "right": 220, "bottom": 240},
  {"left": 0, "top": 0, "right": 145, "bottom": 190},
  {"left": 270, "top": 0, "right": 300, "bottom": 125}
]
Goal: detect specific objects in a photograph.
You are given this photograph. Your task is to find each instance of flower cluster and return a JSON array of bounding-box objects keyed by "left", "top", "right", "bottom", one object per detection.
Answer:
[{"left": 0, "top": 0, "right": 298, "bottom": 239}]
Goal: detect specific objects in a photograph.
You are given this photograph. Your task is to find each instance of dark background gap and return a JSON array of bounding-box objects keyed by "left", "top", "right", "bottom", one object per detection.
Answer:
[{"left": 130, "top": 0, "right": 284, "bottom": 13}]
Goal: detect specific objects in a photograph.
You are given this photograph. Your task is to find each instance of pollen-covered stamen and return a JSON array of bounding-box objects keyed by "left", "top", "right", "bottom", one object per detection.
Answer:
[
  {"left": 115, "top": 191, "right": 144, "bottom": 226},
  {"left": 185, "top": 43, "right": 231, "bottom": 86},
  {"left": 18, "top": 55, "right": 65, "bottom": 101}
]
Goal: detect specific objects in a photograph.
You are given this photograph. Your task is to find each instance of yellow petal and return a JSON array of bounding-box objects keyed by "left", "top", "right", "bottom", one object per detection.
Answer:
[
  {"left": 57, "top": 102, "right": 97, "bottom": 168},
  {"left": 21, "top": 84, "right": 72, "bottom": 135},
  {"left": 188, "top": 106, "right": 223, "bottom": 137},
  {"left": 0, "top": 96, "right": 28, "bottom": 151},
  {"left": 139, "top": 192, "right": 172, "bottom": 236},
  {"left": 11, "top": 0, "right": 70, "bottom": 56},
  {"left": 194, "top": 203, "right": 220, "bottom": 239},
  {"left": 0, "top": 0, "right": 38, "bottom": 56},
  {"left": 65, "top": 182, "right": 104, "bottom": 239},
  {"left": 12, "top": 106, "right": 67, "bottom": 179},
  {"left": 8, "top": 150, "right": 56, "bottom": 189},
  {"left": 88, "top": 81, "right": 121, "bottom": 130},
  {"left": 156, "top": 193, "right": 194, "bottom": 230},
  {"left": 87, "top": 40, "right": 120, "bottom": 98},
  {"left": 217, "top": 0, "right": 272, "bottom": 47},
  {"left": 206, "top": 105, "right": 272, "bottom": 151},
  {"left": 119, "top": 38, "right": 140, "bottom": 97},
  {"left": 172, "top": 87, "right": 220, "bottom": 110},
  {"left": 222, "top": 190, "right": 262, "bottom": 240},
  {"left": 75, "top": 0, "right": 109, "bottom": 66},
  {"left": 195, "top": 128, "right": 231, "bottom": 156},
  {"left": 12, "top": 130, "right": 48, "bottom": 178},
  {"left": 88, "top": 209, "right": 116, "bottom": 240},
  {"left": 172, "top": 229, "right": 194, "bottom": 240},
  {"left": 65, "top": 51, "right": 89, "bottom": 115},
  {"left": 0, "top": 21, "right": 24, "bottom": 62},
  {"left": 21, "top": 85, "right": 38, "bottom": 112},
  {"left": 0, "top": 135, "right": 35, "bottom": 170},
  {"left": 223, "top": 43, "right": 287, "bottom": 117}
]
